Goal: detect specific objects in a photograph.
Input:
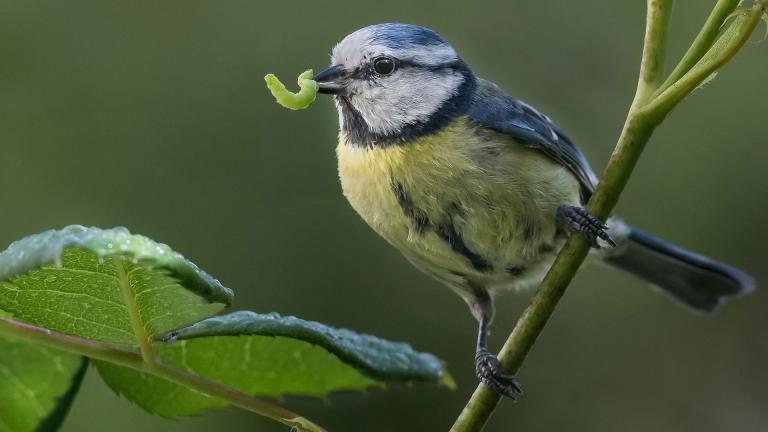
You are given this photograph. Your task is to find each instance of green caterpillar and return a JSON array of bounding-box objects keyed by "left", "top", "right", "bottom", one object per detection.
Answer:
[{"left": 264, "top": 69, "right": 319, "bottom": 110}]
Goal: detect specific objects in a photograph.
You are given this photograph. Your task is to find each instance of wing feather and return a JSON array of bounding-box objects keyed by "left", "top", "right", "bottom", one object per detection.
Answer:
[{"left": 468, "top": 79, "right": 597, "bottom": 200}]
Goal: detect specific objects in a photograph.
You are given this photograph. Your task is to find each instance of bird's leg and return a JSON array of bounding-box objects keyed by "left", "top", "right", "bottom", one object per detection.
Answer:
[
  {"left": 556, "top": 205, "right": 616, "bottom": 248},
  {"left": 474, "top": 316, "right": 522, "bottom": 400}
]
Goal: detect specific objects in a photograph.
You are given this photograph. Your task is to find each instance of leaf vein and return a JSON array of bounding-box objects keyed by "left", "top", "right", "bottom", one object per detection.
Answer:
[
  {"left": 1, "top": 285, "right": 126, "bottom": 310},
  {"left": 133, "top": 283, "right": 181, "bottom": 300},
  {"left": 53, "top": 267, "right": 121, "bottom": 282}
]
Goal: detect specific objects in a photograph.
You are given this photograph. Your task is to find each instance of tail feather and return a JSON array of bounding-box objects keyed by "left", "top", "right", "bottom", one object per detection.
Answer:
[{"left": 604, "top": 227, "right": 755, "bottom": 312}]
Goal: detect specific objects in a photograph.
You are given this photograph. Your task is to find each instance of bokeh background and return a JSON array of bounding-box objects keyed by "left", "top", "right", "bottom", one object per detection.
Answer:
[{"left": 1, "top": 1, "right": 766, "bottom": 431}]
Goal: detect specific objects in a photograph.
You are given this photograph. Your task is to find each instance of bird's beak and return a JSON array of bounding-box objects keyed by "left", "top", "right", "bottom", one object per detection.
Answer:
[{"left": 313, "top": 64, "right": 347, "bottom": 95}]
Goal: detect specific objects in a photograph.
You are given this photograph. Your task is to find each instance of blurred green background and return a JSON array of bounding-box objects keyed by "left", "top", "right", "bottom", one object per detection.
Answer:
[{"left": 1, "top": 1, "right": 766, "bottom": 431}]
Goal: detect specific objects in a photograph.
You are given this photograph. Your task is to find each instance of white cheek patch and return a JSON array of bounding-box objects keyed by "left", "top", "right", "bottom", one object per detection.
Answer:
[{"left": 350, "top": 70, "right": 464, "bottom": 135}]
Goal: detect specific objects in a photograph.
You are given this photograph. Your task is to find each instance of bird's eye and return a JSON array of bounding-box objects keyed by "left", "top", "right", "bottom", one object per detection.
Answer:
[{"left": 373, "top": 57, "right": 396, "bottom": 75}]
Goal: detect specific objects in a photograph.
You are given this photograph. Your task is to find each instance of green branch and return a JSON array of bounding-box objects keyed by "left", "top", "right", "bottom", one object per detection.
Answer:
[
  {"left": 450, "top": 1, "right": 766, "bottom": 431},
  {"left": 635, "top": 0, "right": 674, "bottom": 103},
  {"left": 647, "top": 3, "right": 767, "bottom": 116},
  {"left": 0, "top": 317, "right": 325, "bottom": 432},
  {"left": 656, "top": 0, "right": 741, "bottom": 96}
]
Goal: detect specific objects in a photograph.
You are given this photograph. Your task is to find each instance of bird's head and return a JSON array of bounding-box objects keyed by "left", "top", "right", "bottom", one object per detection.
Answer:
[{"left": 314, "top": 23, "right": 476, "bottom": 145}]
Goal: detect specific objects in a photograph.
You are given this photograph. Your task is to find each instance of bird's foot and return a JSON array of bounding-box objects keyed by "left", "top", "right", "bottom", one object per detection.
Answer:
[
  {"left": 557, "top": 205, "right": 615, "bottom": 248},
  {"left": 475, "top": 349, "right": 522, "bottom": 400}
]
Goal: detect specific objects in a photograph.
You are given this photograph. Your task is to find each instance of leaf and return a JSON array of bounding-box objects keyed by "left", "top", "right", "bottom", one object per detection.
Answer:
[
  {"left": 0, "top": 334, "right": 87, "bottom": 432},
  {"left": 94, "top": 355, "right": 227, "bottom": 417},
  {"left": 0, "top": 225, "right": 232, "bottom": 347},
  {"left": 94, "top": 311, "right": 452, "bottom": 417},
  {"left": 168, "top": 311, "right": 450, "bottom": 384},
  {"left": 0, "top": 227, "right": 449, "bottom": 424}
]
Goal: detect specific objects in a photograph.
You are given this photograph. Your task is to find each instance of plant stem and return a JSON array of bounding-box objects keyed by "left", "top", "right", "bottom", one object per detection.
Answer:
[
  {"left": 655, "top": 0, "right": 741, "bottom": 97},
  {"left": 449, "top": 107, "right": 658, "bottom": 432},
  {"left": 450, "top": 1, "right": 766, "bottom": 431},
  {"left": 0, "top": 317, "right": 325, "bottom": 432},
  {"left": 647, "top": 2, "right": 767, "bottom": 116},
  {"left": 636, "top": 0, "right": 675, "bottom": 103}
]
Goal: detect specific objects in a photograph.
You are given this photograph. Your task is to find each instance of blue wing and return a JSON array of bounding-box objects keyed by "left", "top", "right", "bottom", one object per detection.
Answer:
[{"left": 468, "top": 79, "right": 598, "bottom": 200}]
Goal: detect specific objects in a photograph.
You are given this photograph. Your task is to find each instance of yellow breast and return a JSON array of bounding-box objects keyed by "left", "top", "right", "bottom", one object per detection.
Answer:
[
  {"left": 335, "top": 116, "right": 581, "bottom": 292},
  {"left": 336, "top": 118, "right": 478, "bottom": 245}
]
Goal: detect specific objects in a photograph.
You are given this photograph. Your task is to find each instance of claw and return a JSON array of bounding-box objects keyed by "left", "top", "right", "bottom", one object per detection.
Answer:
[
  {"left": 475, "top": 349, "right": 522, "bottom": 400},
  {"left": 557, "top": 205, "right": 615, "bottom": 248}
]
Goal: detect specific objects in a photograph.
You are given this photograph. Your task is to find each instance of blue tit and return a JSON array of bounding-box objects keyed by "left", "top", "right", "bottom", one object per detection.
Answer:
[{"left": 311, "top": 23, "right": 755, "bottom": 398}]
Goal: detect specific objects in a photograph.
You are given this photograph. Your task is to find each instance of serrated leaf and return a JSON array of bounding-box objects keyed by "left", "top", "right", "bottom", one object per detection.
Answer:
[
  {"left": 169, "top": 311, "right": 449, "bottom": 383},
  {"left": 0, "top": 226, "right": 232, "bottom": 347},
  {"left": 94, "top": 356, "right": 228, "bottom": 417},
  {"left": 94, "top": 311, "right": 451, "bottom": 417},
  {"left": 0, "top": 335, "right": 87, "bottom": 432},
  {"left": 0, "top": 228, "right": 449, "bottom": 426}
]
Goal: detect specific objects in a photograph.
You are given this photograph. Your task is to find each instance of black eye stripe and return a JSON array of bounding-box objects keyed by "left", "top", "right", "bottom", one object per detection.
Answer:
[
  {"left": 398, "top": 59, "right": 464, "bottom": 71},
  {"left": 349, "top": 59, "right": 464, "bottom": 81}
]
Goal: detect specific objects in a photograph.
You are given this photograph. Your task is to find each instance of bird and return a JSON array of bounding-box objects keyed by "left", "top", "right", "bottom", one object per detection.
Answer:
[{"left": 310, "top": 23, "right": 755, "bottom": 399}]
